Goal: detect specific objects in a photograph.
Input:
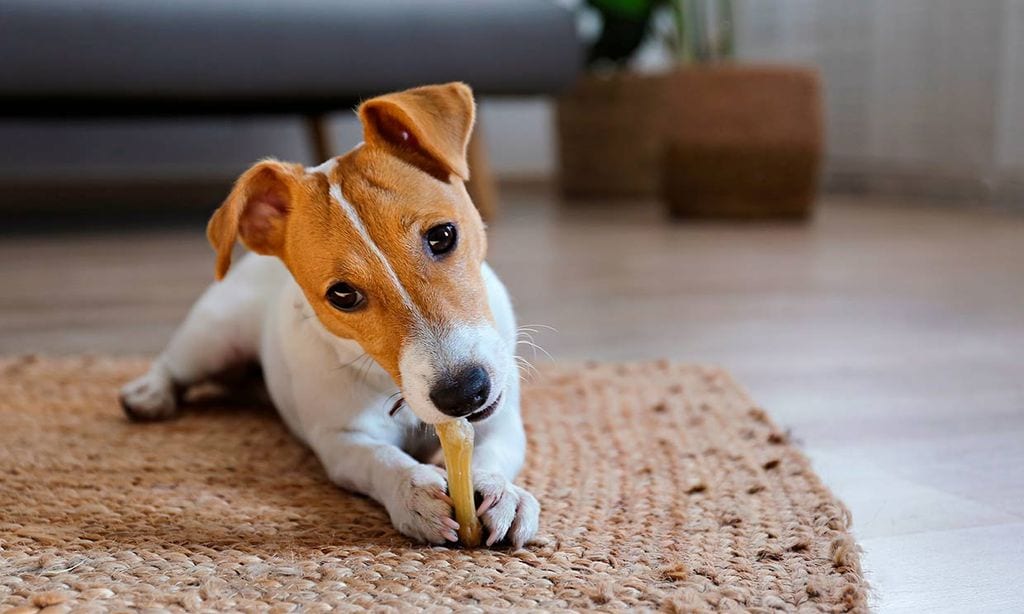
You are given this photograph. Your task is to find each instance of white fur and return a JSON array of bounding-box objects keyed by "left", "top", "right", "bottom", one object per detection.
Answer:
[
  {"left": 328, "top": 183, "right": 420, "bottom": 315},
  {"left": 305, "top": 157, "right": 338, "bottom": 175},
  {"left": 325, "top": 182, "right": 513, "bottom": 427},
  {"left": 399, "top": 324, "right": 511, "bottom": 426},
  {"left": 120, "top": 253, "right": 537, "bottom": 547}
]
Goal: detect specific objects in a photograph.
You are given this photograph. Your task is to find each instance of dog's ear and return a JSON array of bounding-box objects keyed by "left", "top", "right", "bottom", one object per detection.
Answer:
[
  {"left": 359, "top": 82, "right": 476, "bottom": 181},
  {"left": 207, "top": 159, "right": 299, "bottom": 280}
]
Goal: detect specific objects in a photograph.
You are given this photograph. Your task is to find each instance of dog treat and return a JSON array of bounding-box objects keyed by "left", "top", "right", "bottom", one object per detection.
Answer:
[{"left": 436, "top": 419, "right": 483, "bottom": 547}]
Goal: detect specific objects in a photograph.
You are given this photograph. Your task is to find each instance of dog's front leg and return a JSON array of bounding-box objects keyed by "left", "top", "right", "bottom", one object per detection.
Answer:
[
  {"left": 309, "top": 429, "right": 460, "bottom": 545},
  {"left": 470, "top": 398, "right": 541, "bottom": 548}
]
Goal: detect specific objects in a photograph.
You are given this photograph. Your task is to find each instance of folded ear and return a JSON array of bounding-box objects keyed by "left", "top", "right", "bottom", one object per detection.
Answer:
[
  {"left": 359, "top": 82, "right": 476, "bottom": 181},
  {"left": 207, "top": 160, "right": 299, "bottom": 280}
]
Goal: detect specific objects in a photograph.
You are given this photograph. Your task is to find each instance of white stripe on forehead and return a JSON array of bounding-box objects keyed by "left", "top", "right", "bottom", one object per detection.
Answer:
[
  {"left": 328, "top": 183, "right": 421, "bottom": 318},
  {"left": 306, "top": 157, "right": 338, "bottom": 176},
  {"left": 305, "top": 143, "right": 363, "bottom": 176}
]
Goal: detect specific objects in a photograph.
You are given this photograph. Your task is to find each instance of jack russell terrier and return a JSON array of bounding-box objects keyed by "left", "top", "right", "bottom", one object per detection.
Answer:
[{"left": 119, "top": 83, "right": 539, "bottom": 548}]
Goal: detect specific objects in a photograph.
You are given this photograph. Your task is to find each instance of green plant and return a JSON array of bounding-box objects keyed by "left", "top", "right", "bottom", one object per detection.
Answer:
[{"left": 586, "top": 0, "right": 734, "bottom": 68}]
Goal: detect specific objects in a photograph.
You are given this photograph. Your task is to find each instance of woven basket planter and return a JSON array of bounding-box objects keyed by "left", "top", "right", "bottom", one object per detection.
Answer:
[
  {"left": 661, "top": 65, "right": 823, "bottom": 219},
  {"left": 556, "top": 65, "right": 823, "bottom": 217},
  {"left": 555, "top": 72, "right": 671, "bottom": 199}
]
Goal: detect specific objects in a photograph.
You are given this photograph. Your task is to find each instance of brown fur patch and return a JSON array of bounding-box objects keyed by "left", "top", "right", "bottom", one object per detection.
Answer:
[{"left": 205, "top": 83, "right": 486, "bottom": 385}]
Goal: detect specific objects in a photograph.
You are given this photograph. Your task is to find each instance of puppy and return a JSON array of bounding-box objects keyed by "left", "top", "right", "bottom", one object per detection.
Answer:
[{"left": 119, "top": 83, "right": 539, "bottom": 548}]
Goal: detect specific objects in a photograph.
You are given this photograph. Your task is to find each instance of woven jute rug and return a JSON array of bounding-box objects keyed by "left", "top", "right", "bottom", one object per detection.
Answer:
[{"left": 0, "top": 356, "right": 867, "bottom": 612}]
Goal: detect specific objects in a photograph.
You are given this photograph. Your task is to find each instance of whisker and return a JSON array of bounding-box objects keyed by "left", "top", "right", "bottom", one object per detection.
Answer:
[
  {"left": 517, "top": 367, "right": 537, "bottom": 383},
  {"left": 356, "top": 354, "right": 374, "bottom": 386},
  {"left": 516, "top": 324, "right": 557, "bottom": 362},
  {"left": 335, "top": 352, "right": 369, "bottom": 371},
  {"left": 514, "top": 355, "right": 539, "bottom": 381},
  {"left": 517, "top": 339, "right": 553, "bottom": 361},
  {"left": 518, "top": 323, "right": 558, "bottom": 333},
  {"left": 515, "top": 356, "right": 537, "bottom": 372},
  {"left": 516, "top": 339, "right": 539, "bottom": 360},
  {"left": 382, "top": 391, "right": 402, "bottom": 412},
  {"left": 516, "top": 330, "right": 537, "bottom": 344}
]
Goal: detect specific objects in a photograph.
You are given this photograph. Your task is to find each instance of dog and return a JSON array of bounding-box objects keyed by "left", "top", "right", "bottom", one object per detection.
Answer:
[{"left": 119, "top": 83, "right": 539, "bottom": 548}]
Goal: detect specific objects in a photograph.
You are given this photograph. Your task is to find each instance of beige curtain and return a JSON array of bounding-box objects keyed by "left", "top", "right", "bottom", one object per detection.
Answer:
[{"left": 736, "top": 0, "right": 1024, "bottom": 206}]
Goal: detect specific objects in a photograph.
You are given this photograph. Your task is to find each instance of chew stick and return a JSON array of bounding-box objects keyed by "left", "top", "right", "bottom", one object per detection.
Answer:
[{"left": 435, "top": 418, "right": 483, "bottom": 547}]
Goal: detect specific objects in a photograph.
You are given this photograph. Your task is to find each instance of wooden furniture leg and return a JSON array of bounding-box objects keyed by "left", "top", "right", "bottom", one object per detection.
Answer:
[
  {"left": 307, "top": 114, "right": 333, "bottom": 163},
  {"left": 466, "top": 122, "right": 499, "bottom": 221}
]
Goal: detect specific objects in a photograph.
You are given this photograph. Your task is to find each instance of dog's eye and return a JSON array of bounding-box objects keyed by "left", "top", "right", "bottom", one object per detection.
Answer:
[
  {"left": 326, "top": 282, "right": 366, "bottom": 312},
  {"left": 425, "top": 223, "right": 457, "bottom": 256}
]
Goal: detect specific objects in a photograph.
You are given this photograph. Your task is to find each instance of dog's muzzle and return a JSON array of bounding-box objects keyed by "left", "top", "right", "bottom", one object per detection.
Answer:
[{"left": 429, "top": 364, "right": 491, "bottom": 418}]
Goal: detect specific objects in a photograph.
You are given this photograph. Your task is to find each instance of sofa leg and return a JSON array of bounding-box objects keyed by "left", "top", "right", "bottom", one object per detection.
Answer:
[
  {"left": 466, "top": 122, "right": 499, "bottom": 221},
  {"left": 307, "top": 114, "right": 333, "bottom": 163}
]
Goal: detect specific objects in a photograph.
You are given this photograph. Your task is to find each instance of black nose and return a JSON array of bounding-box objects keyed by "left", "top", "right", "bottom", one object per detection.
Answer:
[{"left": 429, "top": 365, "right": 491, "bottom": 417}]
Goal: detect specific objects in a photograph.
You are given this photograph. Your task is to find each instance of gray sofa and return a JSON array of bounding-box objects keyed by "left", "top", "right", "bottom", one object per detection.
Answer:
[{"left": 0, "top": 0, "right": 582, "bottom": 217}]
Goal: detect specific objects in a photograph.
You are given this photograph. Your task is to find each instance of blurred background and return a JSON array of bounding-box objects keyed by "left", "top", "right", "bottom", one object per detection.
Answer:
[
  {"left": 1, "top": 1, "right": 1022, "bottom": 611},
  {"left": 6, "top": 1, "right": 1024, "bottom": 208}
]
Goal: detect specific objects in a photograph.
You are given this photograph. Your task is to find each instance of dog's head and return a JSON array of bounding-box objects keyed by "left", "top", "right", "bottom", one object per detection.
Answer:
[{"left": 207, "top": 83, "right": 511, "bottom": 425}]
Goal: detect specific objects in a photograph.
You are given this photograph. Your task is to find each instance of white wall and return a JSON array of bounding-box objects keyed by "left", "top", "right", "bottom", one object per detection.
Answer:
[
  {"left": 997, "top": 0, "right": 1024, "bottom": 190},
  {"left": 735, "top": 0, "right": 1024, "bottom": 204}
]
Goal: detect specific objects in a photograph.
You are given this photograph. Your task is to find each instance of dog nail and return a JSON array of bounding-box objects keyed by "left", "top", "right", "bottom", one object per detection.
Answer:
[
  {"left": 445, "top": 531, "right": 459, "bottom": 542},
  {"left": 443, "top": 517, "right": 460, "bottom": 530},
  {"left": 486, "top": 533, "right": 499, "bottom": 547},
  {"left": 477, "top": 495, "right": 495, "bottom": 516}
]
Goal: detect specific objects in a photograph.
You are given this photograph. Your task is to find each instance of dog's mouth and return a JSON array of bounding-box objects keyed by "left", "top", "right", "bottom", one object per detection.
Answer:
[
  {"left": 388, "top": 391, "right": 503, "bottom": 423},
  {"left": 467, "top": 392, "right": 503, "bottom": 423}
]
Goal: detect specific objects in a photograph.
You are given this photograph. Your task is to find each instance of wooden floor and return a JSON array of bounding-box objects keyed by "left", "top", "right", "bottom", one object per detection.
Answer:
[{"left": 2, "top": 188, "right": 1023, "bottom": 612}]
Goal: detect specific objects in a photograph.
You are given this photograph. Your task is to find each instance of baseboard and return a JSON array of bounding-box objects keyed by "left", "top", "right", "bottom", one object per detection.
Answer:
[{"left": 824, "top": 165, "right": 1024, "bottom": 211}]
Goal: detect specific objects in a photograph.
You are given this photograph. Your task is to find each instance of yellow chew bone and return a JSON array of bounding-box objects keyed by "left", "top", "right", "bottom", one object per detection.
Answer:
[{"left": 436, "top": 418, "right": 483, "bottom": 547}]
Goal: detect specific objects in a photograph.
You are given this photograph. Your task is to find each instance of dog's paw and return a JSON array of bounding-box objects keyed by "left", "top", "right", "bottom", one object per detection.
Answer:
[
  {"left": 474, "top": 472, "right": 540, "bottom": 548},
  {"left": 388, "top": 465, "right": 460, "bottom": 545},
  {"left": 119, "top": 367, "right": 177, "bottom": 421}
]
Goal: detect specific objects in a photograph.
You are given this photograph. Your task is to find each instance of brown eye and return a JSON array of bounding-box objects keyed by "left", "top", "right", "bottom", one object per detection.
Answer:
[
  {"left": 425, "top": 223, "right": 457, "bottom": 256},
  {"left": 326, "top": 282, "right": 365, "bottom": 312}
]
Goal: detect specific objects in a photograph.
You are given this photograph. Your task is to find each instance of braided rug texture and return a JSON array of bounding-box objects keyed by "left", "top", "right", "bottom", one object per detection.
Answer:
[{"left": 0, "top": 356, "right": 867, "bottom": 613}]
